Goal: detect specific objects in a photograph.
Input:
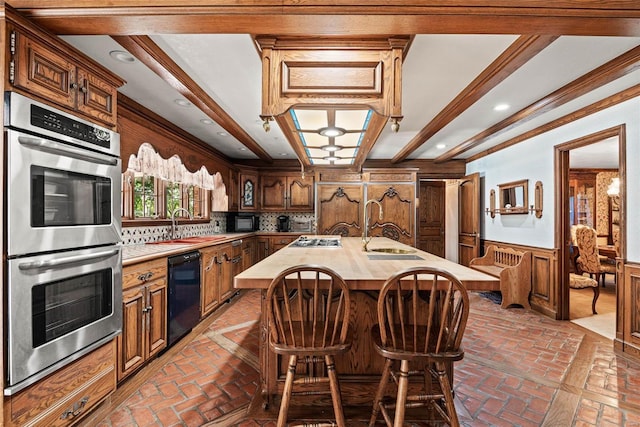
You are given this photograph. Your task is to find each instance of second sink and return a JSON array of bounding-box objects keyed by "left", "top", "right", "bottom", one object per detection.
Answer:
[{"left": 367, "top": 247, "right": 416, "bottom": 254}]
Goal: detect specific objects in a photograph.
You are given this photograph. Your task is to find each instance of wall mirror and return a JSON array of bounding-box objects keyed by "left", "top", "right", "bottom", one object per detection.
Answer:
[{"left": 498, "top": 179, "right": 529, "bottom": 214}]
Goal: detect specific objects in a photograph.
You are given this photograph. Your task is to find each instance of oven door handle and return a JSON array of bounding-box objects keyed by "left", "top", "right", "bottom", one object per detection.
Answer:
[
  {"left": 18, "top": 249, "right": 120, "bottom": 271},
  {"left": 18, "top": 135, "right": 119, "bottom": 166}
]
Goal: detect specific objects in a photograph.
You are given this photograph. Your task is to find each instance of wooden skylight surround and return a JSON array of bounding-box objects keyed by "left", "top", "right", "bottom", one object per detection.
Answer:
[{"left": 256, "top": 36, "right": 409, "bottom": 168}]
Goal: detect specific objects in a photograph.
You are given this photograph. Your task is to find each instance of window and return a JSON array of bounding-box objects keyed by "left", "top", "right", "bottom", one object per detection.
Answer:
[{"left": 122, "top": 143, "right": 216, "bottom": 222}]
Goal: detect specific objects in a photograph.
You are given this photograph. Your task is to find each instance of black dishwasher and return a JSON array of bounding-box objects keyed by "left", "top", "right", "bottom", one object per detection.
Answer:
[{"left": 167, "top": 251, "right": 201, "bottom": 348}]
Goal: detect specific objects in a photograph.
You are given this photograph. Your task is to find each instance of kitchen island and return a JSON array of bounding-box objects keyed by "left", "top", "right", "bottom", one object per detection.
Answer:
[{"left": 235, "top": 236, "right": 500, "bottom": 416}]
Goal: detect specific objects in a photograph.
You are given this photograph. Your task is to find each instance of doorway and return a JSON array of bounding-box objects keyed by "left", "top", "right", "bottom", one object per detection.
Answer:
[{"left": 555, "top": 125, "right": 625, "bottom": 339}]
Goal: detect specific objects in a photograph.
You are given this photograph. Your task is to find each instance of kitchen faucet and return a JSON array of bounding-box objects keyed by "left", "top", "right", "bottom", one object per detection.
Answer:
[
  {"left": 362, "top": 199, "right": 383, "bottom": 252},
  {"left": 170, "top": 207, "right": 193, "bottom": 239}
]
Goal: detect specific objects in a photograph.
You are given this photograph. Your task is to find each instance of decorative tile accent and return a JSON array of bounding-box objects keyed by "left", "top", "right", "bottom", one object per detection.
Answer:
[
  {"left": 120, "top": 212, "right": 316, "bottom": 245},
  {"left": 259, "top": 213, "right": 316, "bottom": 232},
  {"left": 121, "top": 212, "right": 229, "bottom": 245}
]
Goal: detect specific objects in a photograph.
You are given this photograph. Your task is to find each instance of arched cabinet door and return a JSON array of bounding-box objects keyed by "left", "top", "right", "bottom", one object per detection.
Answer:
[{"left": 316, "top": 184, "right": 364, "bottom": 237}]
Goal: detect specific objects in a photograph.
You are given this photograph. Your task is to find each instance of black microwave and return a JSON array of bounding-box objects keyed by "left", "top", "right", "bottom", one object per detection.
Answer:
[{"left": 226, "top": 213, "right": 260, "bottom": 232}]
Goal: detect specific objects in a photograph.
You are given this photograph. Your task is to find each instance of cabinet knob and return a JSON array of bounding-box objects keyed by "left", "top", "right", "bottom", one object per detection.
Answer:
[
  {"left": 138, "top": 272, "right": 154, "bottom": 282},
  {"left": 70, "top": 82, "right": 78, "bottom": 89},
  {"left": 79, "top": 86, "right": 88, "bottom": 93}
]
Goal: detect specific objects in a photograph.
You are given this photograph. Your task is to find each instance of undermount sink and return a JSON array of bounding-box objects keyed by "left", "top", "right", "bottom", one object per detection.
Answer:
[
  {"left": 150, "top": 235, "right": 227, "bottom": 244},
  {"left": 367, "top": 247, "right": 416, "bottom": 254}
]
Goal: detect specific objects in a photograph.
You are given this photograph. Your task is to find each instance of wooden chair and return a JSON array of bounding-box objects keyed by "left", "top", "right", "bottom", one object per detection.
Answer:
[
  {"left": 369, "top": 267, "right": 470, "bottom": 427},
  {"left": 569, "top": 273, "right": 599, "bottom": 315},
  {"left": 575, "top": 226, "right": 616, "bottom": 287},
  {"left": 265, "top": 265, "right": 352, "bottom": 427}
]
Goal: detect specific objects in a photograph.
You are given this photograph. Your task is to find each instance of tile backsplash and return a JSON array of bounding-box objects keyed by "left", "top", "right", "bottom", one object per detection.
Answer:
[{"left": 121, "top": 212, "right": 315, "bottom": 245}]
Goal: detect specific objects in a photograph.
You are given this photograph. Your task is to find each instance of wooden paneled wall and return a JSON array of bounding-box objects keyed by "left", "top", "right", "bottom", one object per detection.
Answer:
[{"left": 482, "top": 240, "right": 559, "bottom": 318}]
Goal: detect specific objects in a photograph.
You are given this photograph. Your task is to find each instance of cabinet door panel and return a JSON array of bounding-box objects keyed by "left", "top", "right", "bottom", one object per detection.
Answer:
[
  {"left": 367, "top": 184, "right": 415, "bottom": 245},
  {"left": 288, "top": 177, "right": 314, "bottom": 210},
  {"left": 200, "top": 248, "right": 220, "bottom": 316},
  {"left": 261, "top": 176, "right": 287, "bottom": 210},
  {"left": 146, "top": 280, "right": 168, "bottom": 358},
  {"left": 317, "top": 184, "right": 363, "bottom": 237},
  {"left": 118, "top": 286, "right": 146, "bottom": 381},
  {"left": 219, "top": 244, "right": 234, "bottom": 301},
  {"left": 76, "top": 69, "right": 117, "bottom": 126},
  {"left": 14, "top": 32, "right": 76, "bottom": 108}
]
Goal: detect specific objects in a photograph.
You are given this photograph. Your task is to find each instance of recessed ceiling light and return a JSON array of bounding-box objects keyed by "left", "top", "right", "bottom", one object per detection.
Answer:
[
  {"left": 436, "top": 143, "right": 446, "bottom": 149},
  {"left": 323, "top": 155, "right": 342, "bottom": 161},
  {"left": 319, "top": 127, "right": 346, "bottom": 137},
  {"left": 279, "top": 153, "right": 288, "bottom": 156},
  {"left": 109, "top": 50, "right": 135, "bottom": 63},
  {"left": 494, "top": 103, "right": 510, "bottom": 111},
  {"left": 200, "top": 119, "right": 214, "bottom": 125},
  {"left": 321, "top": 145, "right": 343, "bottom": 152},
  {"left": 217, "top": 132, "right": 228, "bottom": 137},
  {"left": 239, "top": 147, "right": 247, "bottom": 151},
  {"left": 174, "top": 99, "right": 191, "bottom": 107}
]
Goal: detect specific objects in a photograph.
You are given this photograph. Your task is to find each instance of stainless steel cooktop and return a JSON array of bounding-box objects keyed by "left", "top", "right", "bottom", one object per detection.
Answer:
[{"left": 290, "top": 236, "right": 342, "bottom": 248}]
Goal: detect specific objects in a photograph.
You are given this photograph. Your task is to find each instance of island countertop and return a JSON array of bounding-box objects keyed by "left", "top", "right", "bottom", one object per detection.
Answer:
[{"left": 234, "top": 236, "right": 499, "bottom": 291}]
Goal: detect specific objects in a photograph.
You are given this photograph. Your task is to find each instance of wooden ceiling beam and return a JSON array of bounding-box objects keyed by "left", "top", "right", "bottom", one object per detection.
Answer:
[
  {"left": 112, "top": 35, "right": 274, "bottom": 163},
  {"left": 10, "top": 3, "right": 640, "bottom": 37},
  {"left": 391, "top": 34, "right": 558, "bottom": 163},
  {"left": 435, "top": 45, "right": 640, "bottom": 162}
]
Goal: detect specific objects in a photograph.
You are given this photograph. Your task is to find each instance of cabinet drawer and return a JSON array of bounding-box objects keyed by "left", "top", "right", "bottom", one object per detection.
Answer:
[
  {"left": 8, "top": 341, "right": 116, "bottom": 427},
  {"left": 123, "top": 258, "right": 167, "bottom": 290}
]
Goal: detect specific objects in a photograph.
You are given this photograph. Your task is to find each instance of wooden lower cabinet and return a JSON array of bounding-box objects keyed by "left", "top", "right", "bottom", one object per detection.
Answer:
[
  {"left": 270, "top": 235, "right": 299, "bottom": 253},
  {"left": 242, "top": 237, "right": 256, "bottom": 271},
  {"left": 4, "top": 341, "right": 116, "bottom": 427},
  {"left": 200, "top": 246, "right": 222, "bottom": 316},
  {"left": 118, "top": 258, "right": 168, "bottom": 382}
]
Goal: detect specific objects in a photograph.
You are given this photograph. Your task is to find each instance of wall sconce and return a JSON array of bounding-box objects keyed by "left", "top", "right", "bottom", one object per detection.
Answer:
[
  {"left": 486, "top": 189, "right": 496, "bottom": 218},
  {"left": 528, "top": 181, "right": 543, "bottom": 218}
]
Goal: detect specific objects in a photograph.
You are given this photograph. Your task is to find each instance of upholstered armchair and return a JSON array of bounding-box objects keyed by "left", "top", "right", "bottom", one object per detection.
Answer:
[{"left": 575, "top": 226, "right": 616, "bottom": 287}]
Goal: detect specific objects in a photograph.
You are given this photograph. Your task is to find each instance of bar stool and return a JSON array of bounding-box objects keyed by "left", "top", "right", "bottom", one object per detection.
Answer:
[
  {"left": 369, "top": 267, "right": 470, "bottom": 427},
  {"left": 265, "top": 265, "right": 352, "bottom": 427}
]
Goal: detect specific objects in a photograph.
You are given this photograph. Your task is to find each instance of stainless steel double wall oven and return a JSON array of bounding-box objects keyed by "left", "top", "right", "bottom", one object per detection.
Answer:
[{"left": 4, "top": 92, "right": 122, "bottom": 394}]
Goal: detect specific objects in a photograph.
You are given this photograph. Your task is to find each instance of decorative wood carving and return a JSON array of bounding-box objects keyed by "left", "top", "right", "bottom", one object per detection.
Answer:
[{"left": 257, "top": 36, "right": 409, "bottom": 119}]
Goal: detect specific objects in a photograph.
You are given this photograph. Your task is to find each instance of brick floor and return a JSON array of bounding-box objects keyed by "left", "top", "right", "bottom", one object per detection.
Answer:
[{"left": 86, "top": 290, "right": 640, "bottom": 427}]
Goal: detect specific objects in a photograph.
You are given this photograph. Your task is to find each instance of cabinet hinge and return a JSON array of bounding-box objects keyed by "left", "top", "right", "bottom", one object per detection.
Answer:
[
  {"left": 9, "top": 31, "right": 16, "bottom": 56},
  {"left": 9, "top": 60, "right": 15, "bottom": 84}
]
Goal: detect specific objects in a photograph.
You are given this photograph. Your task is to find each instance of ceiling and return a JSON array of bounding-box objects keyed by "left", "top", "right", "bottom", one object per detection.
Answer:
[{"left": 57, "top": 23, "right": 638, "bottom": 170}]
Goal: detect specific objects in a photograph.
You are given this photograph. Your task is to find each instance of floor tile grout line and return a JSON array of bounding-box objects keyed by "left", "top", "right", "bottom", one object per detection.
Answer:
[{"left": 205, "top": 330, "right": 261, "bottom": 371}]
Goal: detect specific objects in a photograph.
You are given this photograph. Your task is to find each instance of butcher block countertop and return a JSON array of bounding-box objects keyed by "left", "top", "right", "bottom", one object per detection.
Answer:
[{"left": 234, "top": 236, "right": 499, "bottom": 291}]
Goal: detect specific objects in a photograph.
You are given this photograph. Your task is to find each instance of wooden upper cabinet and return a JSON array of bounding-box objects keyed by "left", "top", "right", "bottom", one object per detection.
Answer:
[
  {"left": 228, "top": 169, "right": 240, "bottom": 211},
  {"left": 260, "top": 173, "right": 314, "bottom": 212},
  {"left": 7, "top": 14, "right": 124, "bottom": 128},
  {"left": 239, "top": 170, "right": 259, "bottom": 211}
]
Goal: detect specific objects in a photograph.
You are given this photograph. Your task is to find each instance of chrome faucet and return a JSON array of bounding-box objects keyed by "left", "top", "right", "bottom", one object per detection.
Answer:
[
  {"left": 170, "top": 207, "right": 193, "bottom": 239},
  {"left": 362, "top": 199, "right": 383, "bottom": 251}
]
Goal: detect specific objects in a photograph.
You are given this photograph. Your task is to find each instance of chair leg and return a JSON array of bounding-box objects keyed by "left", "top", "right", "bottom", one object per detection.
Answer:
[
  {"left": 369, "top": 358, "right": 393, "bottom": 427},
  {"left": 277, "top": 354, "right": 298, "bottom": 427},
  {"left": 393, "top": 360, "right": 410, "bottom": 427},
  {"left": 325, "top": 355, "right": 346, "bottom": 427},
  {"left": 591, "top": 286, "right": 600, "bottom": 315},
  {"left": 434, "top": 361, "right": 460, "bottom": 427}
]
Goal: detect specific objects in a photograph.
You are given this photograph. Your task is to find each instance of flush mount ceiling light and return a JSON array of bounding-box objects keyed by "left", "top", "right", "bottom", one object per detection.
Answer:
[
  {"left": 109, "top": 50, "right": 135, "bottom": 63},
  {"left": 323, "top": 155, "right": 342, "bottom": 161},
  {"left": 174, "top": 99, "right": 191, "bottom": 107},
  {"left": 318, "top": 127, "right": 346, "bottom": 137},
  {"left": 321, "top": 144, "right": 344, "bottom": 152}
]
